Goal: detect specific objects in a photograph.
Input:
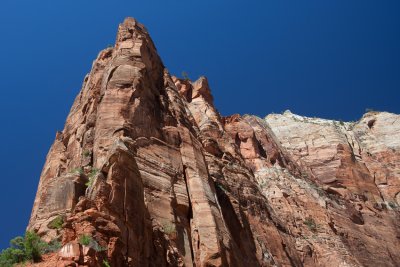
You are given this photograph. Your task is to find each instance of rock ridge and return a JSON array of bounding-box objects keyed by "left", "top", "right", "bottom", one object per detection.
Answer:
[{"left": 26, "top": 17, "right": 400, "bottom": 267}]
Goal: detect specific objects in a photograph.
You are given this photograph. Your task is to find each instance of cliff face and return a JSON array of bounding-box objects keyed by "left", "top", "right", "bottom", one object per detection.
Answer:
[{"left": 27, "top": 18, "right": 400, "bottom": 267}]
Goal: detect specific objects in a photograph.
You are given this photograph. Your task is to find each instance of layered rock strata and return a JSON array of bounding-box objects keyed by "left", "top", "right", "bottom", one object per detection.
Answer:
[{"left": 27, "top": 18, "right": 400, "bottom": 267}]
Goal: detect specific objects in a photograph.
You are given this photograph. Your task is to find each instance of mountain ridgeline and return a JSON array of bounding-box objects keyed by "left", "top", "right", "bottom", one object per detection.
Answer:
[{"left": 25, "top": 18, "right": 400, "bottom": 267}]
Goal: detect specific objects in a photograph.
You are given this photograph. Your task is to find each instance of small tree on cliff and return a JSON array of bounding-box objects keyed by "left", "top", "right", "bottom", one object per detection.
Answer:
[
  {"left": 0, "top": 231, "right": 50, "bottom": 265},
  {"left": 181, "top": 71, "right": 190, "bottom": 81}
]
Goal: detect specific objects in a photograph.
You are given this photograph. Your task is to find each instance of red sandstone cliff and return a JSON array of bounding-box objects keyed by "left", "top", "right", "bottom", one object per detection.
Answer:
[{"left": 26, "top": 18, "right": 400, "bottom": 267}]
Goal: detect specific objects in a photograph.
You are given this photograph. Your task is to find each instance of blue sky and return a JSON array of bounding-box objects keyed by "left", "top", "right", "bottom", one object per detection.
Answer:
[{"left": 0, "top": 0, "right": 399, "bottom": 248}]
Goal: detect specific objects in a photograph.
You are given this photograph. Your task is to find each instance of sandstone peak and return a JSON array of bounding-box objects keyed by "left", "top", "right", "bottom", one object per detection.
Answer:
[
  {"left": 122, "top": 17, "right": 140, "bottom": 27},
  {"left": 25, "top": 18, "right": 400, "bottom": 267},
  {"left": 116, "top": 17, "right": 148, "bottom": 43}
]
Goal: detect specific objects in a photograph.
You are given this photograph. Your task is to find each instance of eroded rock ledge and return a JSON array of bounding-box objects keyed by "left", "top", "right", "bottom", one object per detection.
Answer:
[{"left": 27, "top": 18, "right": 400, "bottom": 267}]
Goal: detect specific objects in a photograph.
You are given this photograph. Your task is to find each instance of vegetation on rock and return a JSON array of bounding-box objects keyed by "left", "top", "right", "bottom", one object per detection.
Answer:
[
  {"left": 0, "top": 231, "right": 54, "bottom": 266},
  {"left": 103, "top": 259, "right": 111, "bottom": 267},
  {"left": 48, "top": 215, "right": 64, "bottom": 229},
  {"left": 163, "top": 222, "right": 176, "bottom": 235},
  {"left": 83, "top": 150, "right": 91, "bottom": 157},
  {"left": 78, "top": 234, "right": 92, "bottom": 246},
  {"left": 78, "top": 234, "right": 106, "bottom": 252},
  {"left": 86, "top": 167, "right": 100, "bottom": 187},
  {"left": 70, "top": 167, "right": 83, "bottom": 175},
  {"left": 304, "top": 217, "right": 317, "bottom": 232}
]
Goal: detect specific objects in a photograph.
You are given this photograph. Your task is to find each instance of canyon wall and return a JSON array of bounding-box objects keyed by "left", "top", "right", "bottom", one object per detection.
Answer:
[{"left": 27, "top": 18, "right": 400, "bottom": 267}]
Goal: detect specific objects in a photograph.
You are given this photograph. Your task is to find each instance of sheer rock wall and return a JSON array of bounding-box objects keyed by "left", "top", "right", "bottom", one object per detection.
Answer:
[{"left": 27, "top": 18, "right": 400, "bottom": 267}]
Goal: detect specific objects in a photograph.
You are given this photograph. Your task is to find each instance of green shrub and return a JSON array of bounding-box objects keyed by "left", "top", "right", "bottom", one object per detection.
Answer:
[
  {"left": 83, "top": 150, "right": 91, "bottom": 157},
  {"left": 78, "top": 235, "right": 105, "bottom": 252},
  {"left": 91, "top": 241, "right": 106, "bottom": 252},
  {"left": 86, "top": 168, "right": 100, "bottom": 187},
  {"left": 24, "top": 231, "right": 47, "bottom": 262},
  {"left": 86, "top": 177, "right": 94, "bottom": 187},
  {"left": 70, "top": 167, "right": 83, "bottom": 175},
  {"left": 89, "top": 168, "right": 100, "bottom": 178},
  {"left": 0, "top": 247, "right": 25, "bottom": 266},
  {"left": 78, "top": 235, "right": 92, "bottom": 246},
  {"left": 181, "top": 71, "right": 190, "bottom": 81},
  {"left": 303, "top": 217, "right": 317, "bottom": 232},
  {"left": 163, "top": 222, "right": 176, "bottom": 235},
  {"left": 44, "top": 239, "right": 62, "bottom": 253},
  {"left": 0, "top": 231, "right": 50, "bottom": 265},
  {"left": 103, "top": 259, "right": 111, "bottom": 267},
  {"left": 48, "top": 216, "right": 64, "bottom": 229}
]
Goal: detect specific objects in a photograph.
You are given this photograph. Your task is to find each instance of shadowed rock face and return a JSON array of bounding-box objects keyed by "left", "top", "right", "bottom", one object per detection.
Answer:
[{"left": 27, "top": 18, "right": 400, "bottom": 267}]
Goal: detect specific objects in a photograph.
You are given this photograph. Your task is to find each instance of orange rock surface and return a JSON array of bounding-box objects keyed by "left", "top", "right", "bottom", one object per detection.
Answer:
[{"left": 27, "top": 18, "right": 400, "bottom": 267}]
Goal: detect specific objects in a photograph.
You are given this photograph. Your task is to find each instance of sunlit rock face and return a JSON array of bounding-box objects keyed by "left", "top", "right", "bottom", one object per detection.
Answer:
[{"left": 27, "top": 18, "right": 400, "bottom": 267}]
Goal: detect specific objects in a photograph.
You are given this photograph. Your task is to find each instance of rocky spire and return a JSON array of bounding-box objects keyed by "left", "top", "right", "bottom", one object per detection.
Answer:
[{"left": 27, "top": 18, "right": 400, "bottom": 267}]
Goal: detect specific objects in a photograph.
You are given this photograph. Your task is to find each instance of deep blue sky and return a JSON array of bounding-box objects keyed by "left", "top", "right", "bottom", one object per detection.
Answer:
[{"left": 0, "top": 1, "right": 399, "bottom": 249}]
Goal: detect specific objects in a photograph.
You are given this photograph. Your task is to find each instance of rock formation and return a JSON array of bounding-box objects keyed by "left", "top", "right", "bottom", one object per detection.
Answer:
[{"left": 27, "top": 18, "right": 400, "bottom": 266}]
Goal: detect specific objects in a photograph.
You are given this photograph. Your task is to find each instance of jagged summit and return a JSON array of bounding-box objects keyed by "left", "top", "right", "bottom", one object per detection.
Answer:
[{"left": 26, "top": 18, "right": 400, "bottom": 267}]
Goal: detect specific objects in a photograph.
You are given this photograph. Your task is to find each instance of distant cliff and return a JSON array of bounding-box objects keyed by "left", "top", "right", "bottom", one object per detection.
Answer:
[{"left": 27, "top": 18, "right": 400, "bottom": 267}]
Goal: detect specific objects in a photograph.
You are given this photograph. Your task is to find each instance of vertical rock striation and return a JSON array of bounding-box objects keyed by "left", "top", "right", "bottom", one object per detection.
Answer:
[{"left": 27, "top": 18, "right": 400, "bottom": 266}]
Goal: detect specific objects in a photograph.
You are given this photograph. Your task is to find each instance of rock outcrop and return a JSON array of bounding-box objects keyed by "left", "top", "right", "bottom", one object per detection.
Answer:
[{"left": 27, "top": 18, "right": 400, "bottom": 267}]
